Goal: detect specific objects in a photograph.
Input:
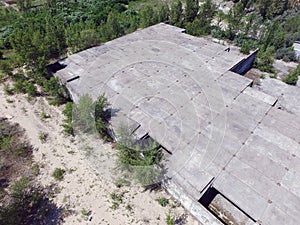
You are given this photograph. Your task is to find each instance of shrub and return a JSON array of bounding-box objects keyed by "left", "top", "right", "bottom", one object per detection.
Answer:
[
  {"left": 25, "top": 82, "right": 37, "bottom": 97},
  {"left": 3, "top": 83, "right": 13, "bottom": 95},
  {"left": 38, "top": 132, "right": 48, "bottom": 143},
  {"left": 282, "top": 64, "right": 300, "bottom": 85},
  {"left": 254, "top": 47, "right": 275, "bottom": 73},
  {"left": 94, "top": 94, "right": 111, "bottom": 140},
  {"left": 157, "top": 197, "right": 169, "bottom": 207},
  {"left": 166, "top": 212, "right": 175, "bottom": 225},
  {"left": 52, "top": 168, "right": 65, "bottom": 181},
  {"left": 13, "top": 79, "right": 26, "bottom": 93},
  {"left": 276, "top": 47, "right": 296, "bottom": 62},
  {"left": 11, "top": 177, "right": 30, "bottom": 199},
  {"left": 62, "top": 123, "right": 73, "bottom": 135},
  {"left": 240, "top": 41, "right": 251, "bottom": 54},
  {"left": 43, "top": 77, "right": 69, "bottom": 104},
  {"left": 260, "top": 74, "right": 266, "bottom": 79},
  {"left": 0, "top": 60, "right": 12, "bottom": 75},
  {"left": 115, "top": 125, "right": 164, "bottom": 187},
  {"left": 72, "top": 94, "right": 111, "bottom": 139}
]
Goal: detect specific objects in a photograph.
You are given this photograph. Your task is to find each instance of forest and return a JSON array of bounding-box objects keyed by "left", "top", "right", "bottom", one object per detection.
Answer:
[{"left": 0, "top": 0, "right": 299, "bottom": 100}]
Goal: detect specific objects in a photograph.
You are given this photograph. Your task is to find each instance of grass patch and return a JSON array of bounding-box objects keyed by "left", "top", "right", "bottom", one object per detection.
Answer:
[
  {"left": 156, "top": 197, "right": 169, "bottom": 207},
  {"left": 52, "top": 168, "right": 65, "bottom": 181},
  {"left": 38, "top": 131, "right": 48, "bottom": 143}
]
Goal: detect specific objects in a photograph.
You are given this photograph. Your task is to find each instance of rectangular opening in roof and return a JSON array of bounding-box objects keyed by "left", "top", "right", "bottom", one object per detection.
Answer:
[{"left": 199, "top": 187, "right": 256, "bottom": 225}]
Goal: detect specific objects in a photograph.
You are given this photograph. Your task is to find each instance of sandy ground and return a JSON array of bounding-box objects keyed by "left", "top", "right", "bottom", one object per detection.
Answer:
[{"left": 0, "top": 84, "right": 201, "bottom": 225}]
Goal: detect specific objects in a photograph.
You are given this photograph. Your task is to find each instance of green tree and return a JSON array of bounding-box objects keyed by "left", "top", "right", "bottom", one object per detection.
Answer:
[
  {"left": 100, "top": 12, "right": 124, "bottom": 41},
  {"left": 186, "top": 19, "right": 207, "bottom": 36},
  {"left": 261, "top": 21, "right": 285, "bottom": 52},
  {"left": 157, "top": 3, "right": 170, "bottom": 22},
  {"left": 256, "top": 0, "right": 271, "bottom": 19},
  {"left": 267, "top": 0, "right": 288, "bottom": 19},
  {"left": 94, "top": 94, "right": 111, "bottom": 140},
  {"left": 115, "top": 125, "right": 163, "bottom": 186},
  {"left": 62, "top": 102, "right": 74, "bottom": 135},
  {"left": 25, "top": 82, "right": 37, "bottom": 97},
  {"left": 170, "top": 0, "right": 183, "bottom": 27},
  {"left": 72, "top": 94, "right": 110, "bottom": 138},
  {"left": 240, "top": 41, "right": 251, "bottom": 54},
  {"left": 73, "top": 94, "right": 96, "bottom": 134},
  {"left": 140, "top": 5, "right": 156, "bottom": 28},
  {"left": 185, "top": 0, "right": 199, "bottom": 23},
  {"left": 226, "top": 2, "right": 245, "bottom": 40},
  {"left": 186, "top": 0, "right": 215, "bottom": 36},
  {"left": 254, "top": 46, "right": 275, "bottom": 73}
]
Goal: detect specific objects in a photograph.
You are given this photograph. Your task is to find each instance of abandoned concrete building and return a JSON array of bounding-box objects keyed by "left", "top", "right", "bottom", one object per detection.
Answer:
[{"left": 54, "top": 23, "right": 300, "bottom": 225}]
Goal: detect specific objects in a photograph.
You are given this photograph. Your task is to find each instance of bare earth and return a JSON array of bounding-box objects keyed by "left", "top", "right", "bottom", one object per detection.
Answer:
[{"left": 0, "top": 85, "right": 200, "bottom": 225}]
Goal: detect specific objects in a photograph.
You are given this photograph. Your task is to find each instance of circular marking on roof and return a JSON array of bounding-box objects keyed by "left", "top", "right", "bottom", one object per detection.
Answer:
[{"left": 74, "top": 38, "right": 228, "bottom": 186}]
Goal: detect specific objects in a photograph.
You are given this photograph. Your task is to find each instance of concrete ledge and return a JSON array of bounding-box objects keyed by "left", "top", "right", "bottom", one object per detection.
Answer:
[
  {"left": 242, "top": 87, "right": 278, "bottom": 106},
  {"left": 165, "top": 179, "right": 223, "bottom": 225}
]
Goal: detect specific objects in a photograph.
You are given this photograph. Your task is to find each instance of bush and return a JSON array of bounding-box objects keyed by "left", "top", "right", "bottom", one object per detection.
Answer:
[
  {"left": 13, "top": 79, "right": 26, "bottom": 93},
  {"left": 38, "top": 132, "right": 48, "bottom": 143},
  {"left": 0, "top": 180, "right": 64, "bottom": 225},
  {"left": 94, "top": 94, "right": 111, "bottom": 140},
  {"left": 254, "top": 47, "right": 275, "bottom": 73},
  {"left": 115, "top": 125, "right": 164, "bottom": 187},
  {"left": 240, "top": 41, "right": 251, "bottom": 54},
  {"left": 0, "top": 60, "right": 12, "bottom": 75},
  {"left": 71, "top": 94, "right": 111, "bottom": 139},
  {"left": 25, "top": 82, "right": 37, "bottom": 97},
  {"left": 52, "top": 168, "right": 65, "bottom": 181},
  {"left": 3, "top": 83, "right": 13, "bottom": 95},
  {"left": 11, "top": 177, "right": 30, "bottom": 199},
  {"left": 276, "top": 47, "right": 296, "bottom": 62},
  {"left": 282, "top": 64, "right": 300, "bottom": 85},
  {"left": 62, "top": 102, "right": 73, "bottom": 135},
  {"left": 43, "top": 77, "right": 69, "bottom": 105},
  {"left": 166, "top": 212, "right": 175, "bottom": 225},
  {"left": 157, "top": 197, "right": 169, "bottom": 207}
]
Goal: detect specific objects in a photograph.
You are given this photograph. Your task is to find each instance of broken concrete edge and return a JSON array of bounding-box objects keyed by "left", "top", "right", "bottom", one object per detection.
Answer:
[
  {"left": 164, "top": 179, "right": 221, "bottom": 225},
  {"left": 164, "top": 179, "right": 258, "bottom": 225}
]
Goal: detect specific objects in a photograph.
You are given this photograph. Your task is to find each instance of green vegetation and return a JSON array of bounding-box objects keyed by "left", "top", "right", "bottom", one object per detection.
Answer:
[
  {"left": 3, "top": 83, "right": 13, "bottom": 95},
  {"left": 81, "top": 208, "right": 90, "bottom": 221},
  {"left": 0, "top": 118, "right": 64, "bottom": 225},
  {"left": 109, "top": 191, "right": 124, "bottom": 210},
  {"left": 0, "top": 178, "right": 63, "bottom": 225},
  {"left": 166, "top": 211, "right": 176, "bottom": 225},
  {"left": 282, "top": 64, "right": 300, "bottom": 85},
  {"left": 62, "top": 101, "right": 74, "bottom": 135},
  {"left": 157, "top": 197, "right": 169, "bottom": 207},
  {"left": 115, "top": 125, "right": 163, "bottom": 187},
  {"left": 52, "top": 168, "right": 66, "bottom": 181},
  {"left": 0, "top": 0, "right": 298, "bottom": 100},
  {"left": 38, "top": 131, "right": 48, "bottom": 143},
  {"left": 71, "top": 94, "right": 111, "bottom": 139}
]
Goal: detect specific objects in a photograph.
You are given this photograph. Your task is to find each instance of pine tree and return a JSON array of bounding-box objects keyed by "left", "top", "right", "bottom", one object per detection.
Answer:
[
  {"left": 170, "top": 0, "right": 183, "bottom": 27},
  {"left": 185, "top": 0, "right": 199, "bottom": 23}
]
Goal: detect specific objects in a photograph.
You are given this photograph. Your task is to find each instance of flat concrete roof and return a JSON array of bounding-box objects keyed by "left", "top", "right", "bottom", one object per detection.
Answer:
[{"left": 55, "top": 23, "right": 300, "bottom": 225}]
